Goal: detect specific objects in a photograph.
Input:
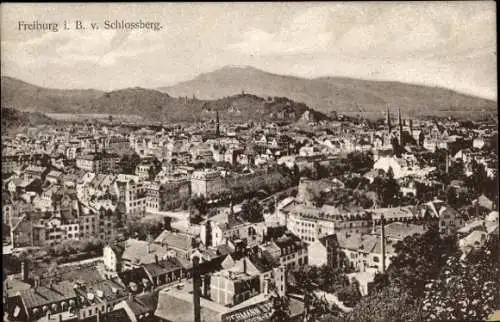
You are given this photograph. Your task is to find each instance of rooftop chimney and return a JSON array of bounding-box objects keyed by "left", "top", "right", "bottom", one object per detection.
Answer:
[
  {"left": 21, "top": 260, "right": 29, "bottom": 282},
  {"left": 192, "top": 256, "right": 201, "bottom": 322},
  {"left": 381, "top": 215, "right": 386, "bottom": 274},
  {"left": 154, "top": 254, "right": 159, "bottom": 265}
]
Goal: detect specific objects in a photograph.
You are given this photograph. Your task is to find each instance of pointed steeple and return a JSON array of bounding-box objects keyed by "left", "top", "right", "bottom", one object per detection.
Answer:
[
  {"left": 215, "top": 110, "right": 220, "bottom": 137},
  {"left": 398, "top": 108, "right": 403, "bottom": 147},
  {"left": 386, "top": 106, "right": 391, "bottom": 134}
]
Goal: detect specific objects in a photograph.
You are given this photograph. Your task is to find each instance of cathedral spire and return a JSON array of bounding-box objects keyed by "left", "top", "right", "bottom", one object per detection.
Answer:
[
  {"left": 215, "top": 110, "right": 220, "bottom": 137},
  {"left": 398, "top": 108, "right": 403, "bottom": 147},
  {"left": 386, "top": 106, "right": 391, "bottom": 134}
]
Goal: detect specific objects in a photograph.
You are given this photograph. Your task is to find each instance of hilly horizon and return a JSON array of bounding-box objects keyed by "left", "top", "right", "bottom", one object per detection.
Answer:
[
  {"left": 158, "top": 65, "right": 497, "bottom": 119},
  {"left": 2, "top": 65, "right": 497, "bottom": 122},
  {"left": 1, "top": 75, "right": 328, "bottom": 124}
]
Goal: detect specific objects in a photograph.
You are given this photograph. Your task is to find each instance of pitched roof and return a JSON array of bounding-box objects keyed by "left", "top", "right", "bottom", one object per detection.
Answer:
[
  {"left": 122, "top": 239, "right": 166, "bottom": 265},
  {"left": 79, "top": 308, "right": 133, "bottom": 322},
  {"left": 474, "top": 194, "right": 494, "bottom": 210},
  {"left": 20, "top": 281, "right": 77, "bottom": 309},
  {"left": 4, "top": 279, "right": 32, "bottom": 297},
  {"left": 318, "top": 234, "right": 338, "bottom": 247},
  {"left": 153, "top": 231, "right": 192, "bottom": 252},
  {"left": 154, "top": 289, "right": 224, "bottom": 322},
  {"left": 75, "top": 279, "right": 127, "bottom": 303},
  {"left": 372, "top": 222, "right": 427, "bottom": 240},
  {"left": 370, "top": 206, "right": 417, "bottom": 220},
  {"left": 143, "top": 259, "right": 182, "bottom": 278},
  {"left": 126, "top": 291, "right": 158, "bottom": 316},
  {"left": 25, "top": 166, "right": 47, "bottom": 174},
  {"left": 118, "top": 267, "right": 150, "bottom": 289},
  {"left": 46, "top": 171, "right": 63, "bottom": 178},
  {"left": 459, "top": 230, "right": 487, "bottom": 249}
]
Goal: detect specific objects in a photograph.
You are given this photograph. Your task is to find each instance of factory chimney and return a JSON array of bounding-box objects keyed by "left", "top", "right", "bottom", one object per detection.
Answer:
[
  {"left": 192, "top": 256, "right": 201, "bottom": 322},
  {"left": 21, "top": 260, "right": 29, "bottom": 282},
  {"left": 381, "top": 215, "right": 386, "bottom": 274},
  {"left": 215, "top": 110, "right": 220, "bottom": 137},
  {"left": 445, "top": 151, "right": 449, "bottom": 174}
]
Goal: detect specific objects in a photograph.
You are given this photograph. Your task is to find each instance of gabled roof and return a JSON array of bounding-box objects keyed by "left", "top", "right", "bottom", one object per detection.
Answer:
[
  {"left": 121, "top": 239, "right": 166, "bottom": 265},
  {"left": 153, "top": 231, "right": 192, "bottom": 252},
  {"left": 25, "top": 166, "right": 47, "bottom": 174},
  {"left": 75, "top": 279, "right": 127, "bottom": 303},
  {"left": 46, "top": 170, "right": 63, "bottom": 178},
  {"left": 143, "top": 259, "right": 182, "bottom": 278},
  {"left": 79, "top": 308, "right": 133, "bottom": 322},
  {"left": 118, "top": 267, "right": 150, "bottom": 289},
  {"left": 473, "top": 194, "right": 494, "bottom": 210},
  {"left": 317, "top": 234, "right": 338, "bottom": 247},
  {"left": 125, "top": 291, "right": 158, "bottom": 316},
  {"left": 155, "top": 289, "right": 225, "bottom": 322},
  {"left": 20, "top": 281, "right": 77, "bottom": 309},
  {"left": 4, "top": 279, "right": 32, "bottom": 297},
  {"left": 372, "top": 222, "right": 427, "bottom": 240}
]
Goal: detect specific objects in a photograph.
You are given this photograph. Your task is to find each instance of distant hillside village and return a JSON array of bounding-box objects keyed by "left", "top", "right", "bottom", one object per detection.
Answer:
[{"left": 2, "top": 107, "right": 499, "bottom": 322}]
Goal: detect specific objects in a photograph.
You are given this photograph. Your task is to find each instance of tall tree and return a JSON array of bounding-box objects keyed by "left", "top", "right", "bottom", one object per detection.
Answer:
[
  {"left": 269, "top": 281, "right": 290, "bottom": 322},
  {"left": 241, "top": 198, "right": 264, "bottom": 223},
  {"left": 343, "top": 284, "right": 422, "bottom": 322},
  {"left": 421, "top": 235, "right": 499, "bottom": 321},
  {"left": 304, "top": 292, "right": 333, "bottom": 322},
  {"left": 388, "top": 226, "right": 457, "bottom": 298}
]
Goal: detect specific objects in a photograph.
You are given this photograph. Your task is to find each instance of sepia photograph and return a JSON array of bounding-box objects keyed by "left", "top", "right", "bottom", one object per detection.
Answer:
[{"left": 1, "top": 2, "right": 498, "bottom": 322}]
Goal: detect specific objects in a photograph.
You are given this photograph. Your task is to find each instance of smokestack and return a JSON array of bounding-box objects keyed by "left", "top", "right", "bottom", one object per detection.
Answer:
[
  {"left": 386, "top": 106, "right": 391, "bottom": 134},
  {"left": 398, "top": 108, "right": 403, "bottom": 147},
  {"left": 243, "top": 258, "right": 247, "bottom": 274},
  {"left": 445, "top": 152, "right": 449, "bottom": 174},
  {"left": 324, "top": 238, "right": 330, "bottom": 268},
  {"left": 192, "top": 256, "right": 201, "bottom": 322},
  {"left": 21, "top": 260, "right": 28, "bottom": 282},
  {"left": 155, "top": 254, "right": 159, "bottom": 265},
  {"left": 96, "top": 310, "right": 101, "bottom": 322},
  {"left": 381, "top": 215, "right": 386, "bottom": 274}
]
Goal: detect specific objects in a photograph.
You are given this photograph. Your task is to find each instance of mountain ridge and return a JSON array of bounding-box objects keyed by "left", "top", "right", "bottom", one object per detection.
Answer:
[
  {"left": 157, "top": 66, "right": 497, "bottom": 119},
  {"left": 2, "top": 65, "right": 496, "bottom": 122},
  {"left": 1, "top": 76, "right": 328, "bottom": 123}
]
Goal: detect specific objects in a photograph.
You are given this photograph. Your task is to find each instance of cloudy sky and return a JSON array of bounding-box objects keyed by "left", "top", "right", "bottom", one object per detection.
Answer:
[{"left": 1, "top": 2, "right": 496, "bottom": 100}]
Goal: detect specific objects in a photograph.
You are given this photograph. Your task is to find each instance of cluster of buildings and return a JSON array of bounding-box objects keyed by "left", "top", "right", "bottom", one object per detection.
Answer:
[{"left": 3, "top": 109, "right": 498, "bottom": 321}]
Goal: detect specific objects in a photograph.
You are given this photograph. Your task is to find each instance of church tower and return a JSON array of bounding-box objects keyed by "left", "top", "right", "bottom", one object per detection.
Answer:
[
  {"left": 398, "top": 108, "right": 403, "bottom": 147},
  {"left": 215, "top": 110, "right": 220, "bottom": 137},
  {"left": 386, "top": 107, "right": 392, "bottom": 135}
]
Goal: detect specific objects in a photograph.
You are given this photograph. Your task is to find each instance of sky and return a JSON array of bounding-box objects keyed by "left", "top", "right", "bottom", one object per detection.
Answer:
[{"left": 1, "top": 2, "right": 497, "bottom": 100}]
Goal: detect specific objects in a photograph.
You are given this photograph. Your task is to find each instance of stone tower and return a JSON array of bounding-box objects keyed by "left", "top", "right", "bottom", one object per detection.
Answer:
[
  {"left": 398, "top": 108, "right": 403, "bottom": 147},
  {"left": 215, "top": 110, "right": 220, "bottom": 137}
]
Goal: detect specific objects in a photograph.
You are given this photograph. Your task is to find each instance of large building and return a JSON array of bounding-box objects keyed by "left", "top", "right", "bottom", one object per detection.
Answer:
[
  {"left": 210, "top": 267, "right": 261, "bottom": 307},
  {"left": 284, "top": 203, "right": 370, "bottom": 243},
  {"left": 115, "top": 175, "right": 147, "bottom": 215},
  {"left": 145, "top": 179, "right": 190, "bottom": 212},
  {"left": 76, "top": 152, "right": 120, "bottom": 174},
  {"left": 191, "top": 169, "right": 227, "bottom": 198}
]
